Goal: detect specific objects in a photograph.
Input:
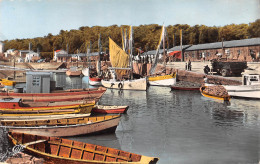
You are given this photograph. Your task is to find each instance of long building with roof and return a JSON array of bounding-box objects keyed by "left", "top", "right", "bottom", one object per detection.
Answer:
[{"left": 184, "top": 37, "right": 260, "bottom": 62}]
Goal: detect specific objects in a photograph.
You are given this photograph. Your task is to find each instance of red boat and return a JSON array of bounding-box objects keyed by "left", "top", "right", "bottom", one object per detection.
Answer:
[
  {"left": 89, "top": 77, "right": 102, "bottom": 86},
  {"left": 92, "top": 105, "right": 129, "bottom": 114},
  {"left": 0, "top": 87, "right": 106, "bottom": 102}
]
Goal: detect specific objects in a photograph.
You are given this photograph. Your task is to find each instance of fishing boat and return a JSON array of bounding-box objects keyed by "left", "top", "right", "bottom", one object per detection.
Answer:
[
  {"left": 0, "top": 87, "right": 106, "bottom": 102},
  {"left": 4, "top": 115, "right": 121, "bottom": 137},
  {"left": 0, "top": 98, "right": 94, "bottom": 115},
  {"left": 222, "top": 74, "right": 260, "bottom": 99},
  {"left": 66, "top": 67, "right": 82, "bottom": 76},
  {"left": 148, "top": 25, "right": 176, "bottom": 86},
  {"left": 101, "top": 27, "right": 147, "bottom": 91},
  {"left": 0, "top": 79, "right": 16, "bottom": 86},
  {"left": 8, "top": 132, "right": 159, "bottom": 163},
  {"left": 0, "top": 113, "right": 91, "bottom": 121},
  {"left": 92, "top": 105, "right": 129, "bottom": 114},
  {"left": 89, "top": 77, "right": 102, "bottom": 86},
  {"left": 149, "top": 73, "right": 176, "bottom": 86},
  {"left": 200, "top": 86, "right": 230, "bottom": 101},
  {"left": 89, "top": 34, "right": 103, "bottom": 86}
]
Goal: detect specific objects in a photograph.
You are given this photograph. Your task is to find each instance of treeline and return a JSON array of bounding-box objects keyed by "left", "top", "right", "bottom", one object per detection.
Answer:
[{"left": 3, "top": 19, "right": 260, "bottom": 59}]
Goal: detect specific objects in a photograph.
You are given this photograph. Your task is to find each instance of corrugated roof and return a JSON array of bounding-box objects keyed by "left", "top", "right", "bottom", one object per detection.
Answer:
[
  {"left": 168, "top": 45, "right": 191, "bottom": 51},
  {"left": 186, "top": 37, "right": 260, "bottom": 51}
]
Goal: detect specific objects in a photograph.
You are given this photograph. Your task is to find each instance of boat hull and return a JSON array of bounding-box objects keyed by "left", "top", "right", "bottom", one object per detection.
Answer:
[
  {"left": 6, "top": 116, "right": 121, "bottom": 137},
  {"left": 89, "top": 77, "right": 102, "bottom": 86},
  {"left": 0, "top": 87, "right": 106, "bottom": 102},
  {"left": 8, "top": 132, "right": 159, "bottom": 164},
  {"left": 148, "top": 74, "right": 176, "bottom": 86},
  {"left": 200, "top": 87, "right": 230, "bottom": 101},
  {"left": 101, "top": 78, "right": 147, "bottom": 91},
  {"left": 0, "top": 113, "right": 91, "bottom": 121},
  {"left": 223, "top": 85, "right": 260, "bottom": 99},
  {"left": 92, "top": 105, "right": 129, "bottom": 114}
]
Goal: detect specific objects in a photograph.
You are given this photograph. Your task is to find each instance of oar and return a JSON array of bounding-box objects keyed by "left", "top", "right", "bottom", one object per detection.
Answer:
[{"left": 23, "top": 140, "right": 47, "bottom": 147}]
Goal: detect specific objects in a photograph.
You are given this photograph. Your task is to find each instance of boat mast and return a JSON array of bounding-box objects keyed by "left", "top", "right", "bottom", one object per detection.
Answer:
[
  {"left": 129, "top": 26, "right": 133, "bottom": 80},
  {"left": 97, "top": 34, "right": 102, "bottom": 77}
]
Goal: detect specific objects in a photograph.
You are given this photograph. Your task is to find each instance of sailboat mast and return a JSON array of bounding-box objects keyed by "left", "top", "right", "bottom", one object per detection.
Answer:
[
  {"left": 129, "top": 26, "right": 133, "bottom": 80},
  {"left": 97, "top": 34, "right": 102, "bottom": 76},
  {"left": 163, "top": 26, "right": 166, "bottom": 67}
]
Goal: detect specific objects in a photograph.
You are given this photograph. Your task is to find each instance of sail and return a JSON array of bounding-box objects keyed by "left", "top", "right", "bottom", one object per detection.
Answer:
[
  {"left": 149, "top": 25, "right": 166, "bottom": 75},
  {"left": 109, "top": 38, "right": 129, "bottom": 77}
]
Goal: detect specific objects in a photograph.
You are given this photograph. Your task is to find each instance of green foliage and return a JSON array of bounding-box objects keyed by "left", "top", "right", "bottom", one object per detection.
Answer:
[{"left": 3, "top": 20, "right": 260, "bottom": 59}]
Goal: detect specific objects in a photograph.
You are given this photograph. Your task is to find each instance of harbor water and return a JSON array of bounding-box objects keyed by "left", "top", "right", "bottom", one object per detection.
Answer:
[{"left": 0, "top": 75, "right": 259, "bottom": 164}]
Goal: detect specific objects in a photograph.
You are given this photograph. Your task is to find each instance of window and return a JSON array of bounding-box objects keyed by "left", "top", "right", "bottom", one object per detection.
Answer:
[
  {"left": 32, "top": 76, "right": 40, "bottom": 86},
  {"left": 237, "top": 50, "right": 240, "bottom": 54}
]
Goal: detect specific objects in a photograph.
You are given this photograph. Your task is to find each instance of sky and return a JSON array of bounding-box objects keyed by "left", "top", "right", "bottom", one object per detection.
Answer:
[{"left": 0, "top": 0, "right": 260, "bottom": 40}]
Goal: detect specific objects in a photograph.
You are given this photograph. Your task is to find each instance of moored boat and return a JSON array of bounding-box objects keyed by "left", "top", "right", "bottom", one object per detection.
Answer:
[
  {"left": 0, "top": 113, "right": 91, "bottom": 121},
  {"left": 148, "top": 73, "right": 176, "bottom": 86},
  {"left": 89, "top": 77, "right": 102, "bottom": 86},
  {"left": 148, "top": 25, "right": 176, "bottom": 87},
  {"left": 92, "top": 105, "right": 129, "bottom": 114},
  {"left": 223, "top": 74, "right": 260, "bottom": 99},
  {"left": 4, "top": 115, "right": 121, "bottom": 137},
  {"left": 200, "top": 86, "right": 230, "bottom": 101},
  {"left": 8, "top": 131, "right": 159, "bottom": 163},
  {"left": 102, "top": 28, "right": 147, "bottom": 91},
  {"left": 0, "top": 87, "right": 106, "bottom": 102},
  {"left": 0, "top": 98, "right": 94, "bottom": 115},
  {"left": 101, "top": 78, "right": 147, "bottom": 91}
]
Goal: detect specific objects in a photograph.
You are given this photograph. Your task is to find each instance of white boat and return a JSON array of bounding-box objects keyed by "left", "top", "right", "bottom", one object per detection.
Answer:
[
  {"left": 223, "top": 74, "right": 260, "bottom": 99},
  {"left": 148, "top": 73, "right": 176, "bottom": 86},
  {"left": 102, "top": 27, "right": 147, "bottom": 91},
  {"left": 101, "top": 78, "right": 147, "bottom": 91},
  {"left": 148, "top": 25, "right": 176, "bottom": 86}
]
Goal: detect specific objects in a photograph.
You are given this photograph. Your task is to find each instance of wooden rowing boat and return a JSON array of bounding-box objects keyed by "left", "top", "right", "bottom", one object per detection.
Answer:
[
  {"left": 0, "top": 87, "right": 106, "bottom": 102},
  {"left": 0, "top": 98, "right": 94, "bottom": 115},
  {"left": 4, "top": 115, "right": 121, "bottom": 137},
  {"left": 200, "top": 86, "right": 230, "bottom": 101},
  {"left": 92, "top": 105, "right": 129, "bottom": 114},
  {"left": 0, "top": 113, "right": 91, "bottom": 121},
  {"left": 8, "top": 132, "right": 159, "bottom": 163}
]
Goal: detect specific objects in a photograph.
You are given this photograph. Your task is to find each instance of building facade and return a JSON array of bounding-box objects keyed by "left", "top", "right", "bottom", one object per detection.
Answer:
[{"left": 184, "top": 38, "right": 260, "bottom": 62}]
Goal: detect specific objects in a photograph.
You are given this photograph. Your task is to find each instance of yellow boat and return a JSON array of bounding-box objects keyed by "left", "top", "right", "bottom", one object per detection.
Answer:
[
  {"left": 148, "top": 73, "right": 176, "bottom": 86},
  {"left": 0, "top": 98, "right": 94, "bottom": 116},
  {"left": 0, "top": 79, "right": 16, "bottom": 86},
  {"left": 200, "top": 86, "right": 230, "bottom": 101},
  {"left": 8, "top": 131, "right": 159, "bottom": 163}
]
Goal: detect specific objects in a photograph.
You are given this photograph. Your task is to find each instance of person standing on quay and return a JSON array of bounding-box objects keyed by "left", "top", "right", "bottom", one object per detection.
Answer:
[{"left": 188, "top": 59, "right": 191, "bottom": 71}]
